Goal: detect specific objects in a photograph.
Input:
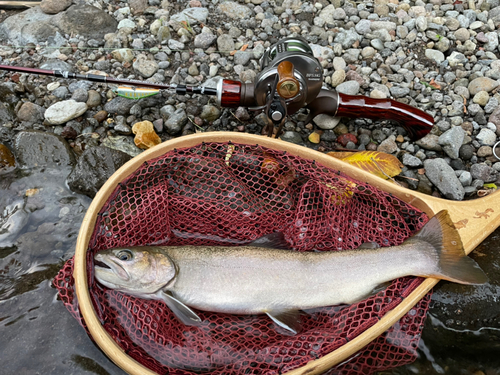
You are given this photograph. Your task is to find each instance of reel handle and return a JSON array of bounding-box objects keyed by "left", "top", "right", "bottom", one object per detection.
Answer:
[{"left": 305, "top": 89, "right": 434, "bottom": 141}]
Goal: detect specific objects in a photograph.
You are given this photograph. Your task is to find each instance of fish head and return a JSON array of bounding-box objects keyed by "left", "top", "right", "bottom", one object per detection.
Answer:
[{"left": 94, "top": 247, "right": 176, "bottom": 295}]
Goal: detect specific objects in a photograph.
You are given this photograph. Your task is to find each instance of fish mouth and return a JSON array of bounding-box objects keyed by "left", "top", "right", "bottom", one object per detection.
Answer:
[
  {"left": 94, "top": 254, "right": 130, "bottom": 283},
  {"left": 94, "top": 259, "right": 110, "bottom": 269}
]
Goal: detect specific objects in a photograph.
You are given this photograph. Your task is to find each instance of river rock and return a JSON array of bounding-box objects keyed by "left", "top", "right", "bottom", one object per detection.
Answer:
[
  {"left": 280, "top": 131, "right": 303, "bottom": 144},
  {"left": 194, "top": 33, "right": 216, "bottom": 49},
  {"left": 473, "top": 91, "right": 490, "bottom": 106},
  {"left": 199, "top": 105, "right": 221, "bottom": 122},
  {"left": 44, "top": 100, "right": 88, "bottom": 125},
  {"left": 111, "top": 48, "right": 135, "bottom": 63},
  {"left": 67, "top": 146, "right": 132, "bottom": 198},
  {"left": 476, "top": 128, "right": 497, "bottom": 146},
  {"left": 438, "top": 126, "right": 465, "bottom": 159},
  {"left": 424, "top": 158, "right": 465, "bottom": 200},
  {"left": 336, "top": 81, "right": 360, "bottom": 95},
  {"left": 40, "top": 0, "right": 72, "bottom": 14},
  {"left": 313, "top": 114, "right": 340, "bottom": 130},
  {"left": 17, "top": 102, "right": 45, "bottom": 124},
  {"left": 468, "top": 77, "right": 499, "bottom": 95},
  {"left": 14, "top": 130, "right": 75, "bottom": 168},
  {"left": 165, "top": 108, "right": 187, "bottom": 135},
  {"left": 52, "top": 5, "right": 118, "bottom": 40},
  {"left": 218, "top": 1, "right": 251, "bottom": 19},
  {"left": 470, "top": 163, "right": 498, "bottom": 182},
  {"left": 425, "top": 49, "right": 445, "bottom": 63},
  {"left": 0, "top": 7, "right": 58, "bottom": 45},
  {"left": 330, "top": 70, "right": 346, "bottom": 87},
  {"left": 170, "top": 7, "right": 209, "bottom": 25},
  {"left": 402, "top": 153, "right": 422, "bottom": 167},
  {"left": 102, "top": 135, "right": 142, "bottom": 157},
  {"left": 217, "top": 34, "right": 234, "bottom": 53},
  {"left": 133, "top": 55, "right": 159, "bottom": 78}
]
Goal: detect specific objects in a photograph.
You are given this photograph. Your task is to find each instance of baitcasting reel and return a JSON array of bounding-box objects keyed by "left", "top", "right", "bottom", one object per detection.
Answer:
[{"left": 216, "top": 36, "right": 434, "bottom": 140}]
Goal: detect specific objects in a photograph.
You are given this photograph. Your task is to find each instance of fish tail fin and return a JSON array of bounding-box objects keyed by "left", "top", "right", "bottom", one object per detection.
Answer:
[{"left": 411, "top": 210, "right": 487, "bottom": 285}]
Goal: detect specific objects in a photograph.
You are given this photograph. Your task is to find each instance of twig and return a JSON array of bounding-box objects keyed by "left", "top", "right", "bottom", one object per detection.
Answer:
[
  {"left": 229, "top": 110, "right": 243, "bottom": 123},
  {"left": 187, "top": 116, "right": 204, "bottom": 132}
]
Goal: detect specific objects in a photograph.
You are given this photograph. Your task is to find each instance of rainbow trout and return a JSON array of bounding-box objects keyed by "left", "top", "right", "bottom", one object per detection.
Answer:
[{"left": 94, "top": 210, "right": 487, "bottom": 334}]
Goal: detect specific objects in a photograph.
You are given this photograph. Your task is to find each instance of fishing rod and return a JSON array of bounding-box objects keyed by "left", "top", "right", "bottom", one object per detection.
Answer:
[{"left": 0, "top": 37, "right": 434, "bottom": 140}]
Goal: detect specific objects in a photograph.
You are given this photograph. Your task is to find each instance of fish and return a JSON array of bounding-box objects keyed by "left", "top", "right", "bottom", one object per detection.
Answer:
[{"left": 94, "top": 210, "right": 487, "bottom": 335}]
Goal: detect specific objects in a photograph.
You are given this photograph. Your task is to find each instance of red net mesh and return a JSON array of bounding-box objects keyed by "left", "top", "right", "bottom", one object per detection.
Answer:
[{"left": 53, "top": 142, "right": 432, "bottom": 374}]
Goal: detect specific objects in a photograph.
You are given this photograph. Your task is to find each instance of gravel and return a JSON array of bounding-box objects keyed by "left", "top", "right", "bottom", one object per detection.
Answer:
[{"left": 0, "top": 0, "right": 499, "bottom": 202}]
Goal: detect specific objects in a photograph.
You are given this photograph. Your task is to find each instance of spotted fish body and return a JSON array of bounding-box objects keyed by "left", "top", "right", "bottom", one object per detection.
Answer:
[{"left": 94, "top": 210, "right": 487, "bottom": 334}]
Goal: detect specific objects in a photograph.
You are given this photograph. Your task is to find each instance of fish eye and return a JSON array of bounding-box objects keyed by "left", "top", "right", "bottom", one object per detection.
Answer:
[{"left": 116, "top": 250, "right": 133, "bottom": 261}]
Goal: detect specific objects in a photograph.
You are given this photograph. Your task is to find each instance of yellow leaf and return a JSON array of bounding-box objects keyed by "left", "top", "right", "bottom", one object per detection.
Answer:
[
  {"left": 327, "top": 150, "right": 403, "bottom": 180},
  {"left": 308, "top": 131, "right": 321, "bottom": 144},
  {"left": 321, "top": 178, "right": 357, "bottom": 205}
]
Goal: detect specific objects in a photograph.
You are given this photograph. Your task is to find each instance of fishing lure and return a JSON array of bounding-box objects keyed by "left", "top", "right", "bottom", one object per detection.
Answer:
[{"left": 114, "top": 86, "right": 160, "bottom": 99}]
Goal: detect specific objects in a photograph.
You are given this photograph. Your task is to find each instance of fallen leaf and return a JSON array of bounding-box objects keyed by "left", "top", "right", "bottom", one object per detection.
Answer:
[
  {"left": 327, "top": 150, "right": 403, "bottom": 180},
  {"left": 25, "top": 188, "right": 39, "bottom": 197},
  {"left": 321, "top": 177, "right": 357, "bottom": 206},
  {"left": 417, "top": 168, "right": 426, "bottom": 175},
  {"left": 261, "top": 153, "right": 296, "bottom": 187},
  {"left": 429, "top": 78, "right": 441, "bottom": 89},
  {"left": 483, "top": 183, "right": 497, "bottom": 189},
  {"left": 240, "top": 44, "right": 248, "bottom": 51},
  {"left": 308, "top": 131, "right": 321, "bottom": 144}
]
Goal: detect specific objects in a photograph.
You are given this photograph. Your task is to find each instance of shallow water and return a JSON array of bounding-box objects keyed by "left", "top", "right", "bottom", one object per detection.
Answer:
[{"left": 0, "top": 164, "right": 499, "bottom": 375}]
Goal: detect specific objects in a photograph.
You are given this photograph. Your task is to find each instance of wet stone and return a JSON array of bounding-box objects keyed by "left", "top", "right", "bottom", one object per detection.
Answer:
[
  {"left": 14, "top": 130, "right": 75, "bottom": 168},
  {"left": 67, "top": 146, "right": 131, "bottom": 198}
]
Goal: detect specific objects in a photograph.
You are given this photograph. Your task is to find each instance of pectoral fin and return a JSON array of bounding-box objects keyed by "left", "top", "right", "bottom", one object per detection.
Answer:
[
  {"left": 158, "top": 291, "right": 202, "bottom": 326},
  {"left": 266, "top": 310, "right": 302, "bottom": 335}
]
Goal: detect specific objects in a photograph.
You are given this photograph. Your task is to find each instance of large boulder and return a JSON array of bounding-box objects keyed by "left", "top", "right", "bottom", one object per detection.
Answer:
[
  {"left": 67, "top": 146, "right": 131, "bottom": 198},
  {"left": 14, "top": 130, "right": 75, "bottom": 168}
]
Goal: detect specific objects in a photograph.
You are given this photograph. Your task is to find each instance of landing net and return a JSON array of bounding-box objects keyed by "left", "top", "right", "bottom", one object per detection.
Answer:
[{"left": 54, "top": 142, "right": 431, "bottom": 374}]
